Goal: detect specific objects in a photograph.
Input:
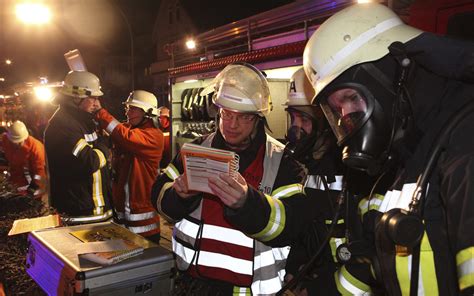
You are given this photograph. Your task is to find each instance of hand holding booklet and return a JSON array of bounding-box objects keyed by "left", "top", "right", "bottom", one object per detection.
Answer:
[{"left": 180, "top": 143, "right": 239, "bottom": 194}]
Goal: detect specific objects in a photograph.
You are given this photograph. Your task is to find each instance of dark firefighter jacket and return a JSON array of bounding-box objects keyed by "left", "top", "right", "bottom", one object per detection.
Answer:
[
  {"left": 341, "top": 32, "right": 474, "bottom": 296},
  {"left": 151, "top": 123, "right": 310, "bottom": 294},
  {"left": 45, "top": 105, "right": 113, "bottom": 223}
]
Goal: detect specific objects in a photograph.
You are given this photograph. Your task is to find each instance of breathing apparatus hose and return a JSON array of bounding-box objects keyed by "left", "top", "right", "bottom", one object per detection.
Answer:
[{"left": 276, "top": 180, "right": 347, "bottom": 296}]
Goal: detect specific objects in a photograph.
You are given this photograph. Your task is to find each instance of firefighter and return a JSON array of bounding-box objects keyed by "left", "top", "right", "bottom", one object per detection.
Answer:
[
  {"left": 44, "top": 71, "right": 113, "bottom": 224},
  {"left": 1, "top": 120, "right": 46, "bottom": 198},
  {"left": 151, "top": 63, "right": 309, "bottom": 295},
  {"left": 303, "top": 3, "right": 474, "bottom": 295},
  {"left": 282, "top": 67, "right": 345, "bottom": 295},
  {"left": 94, "top": 90, "right": 163, "bottom": 243}
]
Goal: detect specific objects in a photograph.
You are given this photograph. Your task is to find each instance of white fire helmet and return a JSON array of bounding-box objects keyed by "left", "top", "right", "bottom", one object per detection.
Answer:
[
  {"left": 7, "top": 120, "right": 29, "bottom": 143},
  {"left": 201, "top": 63, "right": 272, "bottom": 116},
  {"left": 285, "top": 67, "right": 315, "bottom": 106},
  {"left": 123, "top": 90, "right": 159, "bottom": 116},
  {"left": 303, "top": 3, "right": 422, "bottom": 99},
  {"left": 60, "top": 71, "right": 104, "bottom": 98}
]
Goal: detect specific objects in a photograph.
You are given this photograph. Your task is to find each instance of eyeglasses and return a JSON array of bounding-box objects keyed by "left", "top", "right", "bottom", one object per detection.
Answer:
[{"left": 219, "top": 109, "right": 256, "bottom": 123}]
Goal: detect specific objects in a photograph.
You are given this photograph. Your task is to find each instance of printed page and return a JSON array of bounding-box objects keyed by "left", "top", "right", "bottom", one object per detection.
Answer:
[
  {"left": 185, "top": 155, "right": 231, "bottom": 193},
  {"left": 8, "top": 214, "right": 61, "bottom": 236}
]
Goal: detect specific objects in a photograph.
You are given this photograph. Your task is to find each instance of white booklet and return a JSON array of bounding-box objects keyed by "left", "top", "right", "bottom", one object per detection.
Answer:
[{"left": 180, "top": 143, "right": 239, "bottom": 194}]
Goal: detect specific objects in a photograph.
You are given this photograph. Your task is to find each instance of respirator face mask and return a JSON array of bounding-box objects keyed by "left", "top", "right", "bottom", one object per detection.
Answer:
[
  {"left": 285, "top": 108, "right": 319, "bottom": 162},
  {"left": 318, "top": 83, "right": 391, "bottom": 175}
]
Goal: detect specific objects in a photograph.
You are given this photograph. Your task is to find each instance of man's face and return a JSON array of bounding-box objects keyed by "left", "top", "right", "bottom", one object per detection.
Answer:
[
  {"left": 125, "top": 105, "right": 145, "bottom": 126},
  {"left": 218, "top": 108, "right": 257, "bottom": 146},
  {"left": 78, "top": 97, "right": 101, "bottom": 114},
  {"left": 288, "top": 110, "right": 313, "bottom": 135}
]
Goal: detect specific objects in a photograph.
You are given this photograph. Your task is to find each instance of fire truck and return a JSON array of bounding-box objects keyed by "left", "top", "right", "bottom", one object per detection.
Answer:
[{"left": 163, "top": 0, "right": 473, "bottom": 159}]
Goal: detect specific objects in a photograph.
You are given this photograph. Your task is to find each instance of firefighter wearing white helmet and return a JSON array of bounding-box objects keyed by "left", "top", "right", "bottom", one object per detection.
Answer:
[
  {"left": 303, "top": 3, "right": 474, "bottom": 296},
  {"left": 95, "top": 89, "right": 163, "bottom": 243},
  {"left": 284, "top": 67, "right": 330, "bottom": 162},
  {"left": 152, "top": 62, "right": 310, "bottom": 294},
  {"left": 1, "top": 120, "right": 46, "bottom": 198},
  {"left": 61, "top": 70, "right": 104, "bottom": 98},
  {"left": 7, "top": 120, "right": 29, "bottom": 143},
  {"left": 123, "top": 90, "right": 159, "bottom": 117},
  {"left": 45, "top": 70, "right": 113, "bottom": 224}
]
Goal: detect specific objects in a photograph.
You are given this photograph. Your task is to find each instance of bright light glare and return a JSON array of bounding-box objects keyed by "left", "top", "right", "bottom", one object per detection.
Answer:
[
  {"left": 0, "top": 78, "right": 5, "bottom": 82},
  {"left": 186, "top": 39, "right": 196, "bottom": 50},
  {"left": 34, "top": 86, "right": 53, "bottom": 102},
  {"left": 5, "top": 59, "right": 12, "bottom": 65},
  {"left": 357, "top": 0, "right": 371, "bottom": 3},
  {"left": 16, "top": 3, "right": 51, "bottom": 24}
]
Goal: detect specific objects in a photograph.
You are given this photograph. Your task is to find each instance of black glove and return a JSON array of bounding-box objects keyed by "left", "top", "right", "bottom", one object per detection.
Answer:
[{"left": 27, "top": 182, "right": 39, "bottom": 197}]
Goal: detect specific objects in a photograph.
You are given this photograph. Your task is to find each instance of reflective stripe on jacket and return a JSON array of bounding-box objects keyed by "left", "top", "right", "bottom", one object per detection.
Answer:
[
  {"left": 171, "top": 133, "right": 292, "bottom": 295},
  {"left": 96, "top": 108, "right": 163, "bottom": 237}
]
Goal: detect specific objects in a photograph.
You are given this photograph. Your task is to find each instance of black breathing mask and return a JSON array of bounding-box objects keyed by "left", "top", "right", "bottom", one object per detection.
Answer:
[
  {"left": 284, "top": 108, "right": 319, "bottom": 163},
  {"left": 317, "top": 78, "right": 394, "bottom": 176}
]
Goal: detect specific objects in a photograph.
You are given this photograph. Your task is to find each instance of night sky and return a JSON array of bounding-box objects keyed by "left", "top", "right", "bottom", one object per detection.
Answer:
[{"left": 0, "top": 0, "right": 293, "bottom": 91}]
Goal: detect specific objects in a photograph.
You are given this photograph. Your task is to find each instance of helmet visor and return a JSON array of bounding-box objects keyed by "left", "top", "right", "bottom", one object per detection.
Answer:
[{"left": 319, "top": 85, "right": 373, "bottom": 144}]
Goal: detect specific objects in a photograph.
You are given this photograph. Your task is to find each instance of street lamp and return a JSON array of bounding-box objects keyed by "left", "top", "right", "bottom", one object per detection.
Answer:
[{"left": 15, "top": 3, "right": 51, "bottom": 25}]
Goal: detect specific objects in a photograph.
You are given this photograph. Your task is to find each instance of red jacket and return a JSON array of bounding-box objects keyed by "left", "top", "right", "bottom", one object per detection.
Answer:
[
  {"left": 1, "top": 133, "right": 46, "bottom": 191},
  {"left": 96, "top": 109, "right": 163, "bottom": 238}
]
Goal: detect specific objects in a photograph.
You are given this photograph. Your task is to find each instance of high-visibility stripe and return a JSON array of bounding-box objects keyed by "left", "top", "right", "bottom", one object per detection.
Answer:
[
  {"left": 67, "top": 209, "right": 113, "bottom": 223},
  {"left": 92, "top": 170, "right": 105, "bottom": 210},
  {"left": 329, "top": 237, "right": 346, "bottom": 262},
  {"left": 202, "top": 224, "right": 254, "bottom": 248},
  {"left": 319, "top": 17, "right": 403, "bottom": 78},
  {"left": 252, "top": 194, "right": 285, "bottom": 242},
  {"left": 457, "top": 247, "right": 474, "bottom": 291},
  {"left": 172, "top": 236, "right": 197, "bottom": 270},
  {"left": 251, "top": 275, "right": 285, "bottom": 295},
  {"left": 156, "top": 182, "right": 175, "bottom": 221},
  {"left": 164, "top": 164, "right": 179, "bottom": 180},
  {"left": 233, "top": 286, "right": 251, "bottom": 296},
  {"left": 197, "top": 250, "right": 253, "bottom": 275},
  {"left": 325, "top": 219, "right": 344, "bottom": 225},
  {"left": 395, "top": 231, "right": 437, "bottom": 295},
  {"left": 358, "top": 194, "right": 384, "bottom": 217},
  {"left": 72, "top": 138, "right": 90, "bottom": 156},
  {"left": 93, "top": 149, "right": 106, "bottom": 168},
  {"left": 127, "top": 222, "right": 160, "bottom": 234},
  {"left": 255, "top": 247, "right": 288, "bottom": 268},
  {"left": 335, "top": 265, "right": 372, "bottom": 295},
  {"left": 105, "top": 119, "right": 120, "bottom": 134},
  {"left": 115, "top": 210, "right": 158, "bottom": 221},
  {"left": 305, "top": 175, "right": 344, "bottom": 191},
  {"left": 272, "top": 183, "right": 303, "bottom": 199},
  {"left": 176, "top": 218, "right": 200, "bottom": 241},
  {"left": 84, "top": 132, "right": 98, "bottom": 142},
  {"left": 33, "top": 174, "right": 42, "bottom": 181}
]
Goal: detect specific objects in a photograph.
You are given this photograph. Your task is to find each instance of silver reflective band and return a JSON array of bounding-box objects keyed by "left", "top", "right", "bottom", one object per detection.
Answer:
[
  {"left": 319, "top": 17, "right": 403, "bottom": 78},
  {"left": 305, "top": 175, "right": 344, "bottom": 191},
  {"left": 196, "top": 250, "right": 253, "bottom": 275},
  {"left": 84, "top": 132, "right": 98, "bottom": 142},
  {"left": 72, "top": 139, "right": 89, "bottom": 156},
  {"left": 115, "top": 210, "right": 158, "bottom": 221},
  {"left": 127, "top": 222, "right": 159, "bottom": 234},
  {"left": 164, "top": 164, "right": 179, "bottom": 180},
  {"left": 67, "top": 209, "right": 113, "bottom": 223},
  {"left": 202, "top": 224, "right": 253, "bottom": 248},
  {"left": 106, "top": 119, "right": 120, "bottom": 134}
]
